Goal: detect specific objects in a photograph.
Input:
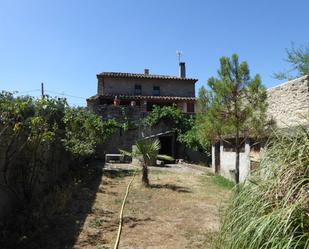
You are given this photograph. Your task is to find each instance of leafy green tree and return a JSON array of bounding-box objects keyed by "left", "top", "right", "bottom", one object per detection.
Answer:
[
  {"left": 0, "top": 92, "right": 117, "bottom": 202},
  {"left": 274, "top": 42, "right": 309, "bottom": 80},
  {"left": 199, "top": 54, "right": 268, "bottom": 184},
  {"left": 0, "top": 93, "right": 67, "bottom": 202},
  {"left": 63, "top": 107, "right": 117, "bottom": 157},
  {"left": 143, "top": 105, "right": 202, "bottom": 150}
]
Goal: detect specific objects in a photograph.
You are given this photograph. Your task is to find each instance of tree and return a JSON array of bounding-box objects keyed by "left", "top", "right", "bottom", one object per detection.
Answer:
[
  {"left": 134, "top": 139, "right": 160, "bottom": 187},
  {"left": 274, "top": 42, "right": 309, "bottom": 80},
  {"left": 120, "top": 139, "right": 173, "bottom": 187},
  {"left": 63, "top": 107, "right": 117, "bottom": 158},
  {"left": 143, "top": 105, "right": 203, "bottom": 151},
  {"left": 199, "top": 54, "right": 267, "bottom": 185}
]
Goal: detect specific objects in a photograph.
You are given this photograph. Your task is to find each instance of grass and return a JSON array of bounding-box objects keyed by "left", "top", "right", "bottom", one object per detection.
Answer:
[
  {"left": 73, "top": 164, "right": 231, "bottom": 249},
  {"left": 216, "top": 126, "right": 309, "bottom": 249},
  {"left": 89, "top": 218, "right": 104, "bottom": 228},
  {"left": 212, "top": 175, "right": 235, "bottom": 189}
]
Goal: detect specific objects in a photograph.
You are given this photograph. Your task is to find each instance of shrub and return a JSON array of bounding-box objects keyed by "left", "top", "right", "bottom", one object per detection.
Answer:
[
  {"left": 0, "top": 92, "right": 117, "bottom": 203},
  {"left": 142, "top": 105, "right": 205, "bottom": 151},
  {"left": 63, "top": 107, "right": 117, "bottom": 157}
]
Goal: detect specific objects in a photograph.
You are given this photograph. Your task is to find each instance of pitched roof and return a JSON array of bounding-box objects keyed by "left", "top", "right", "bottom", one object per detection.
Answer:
[
  {"left": 97, "top": 72, "right": 198, "bottom": 82},
  {"left": 87, "top": 94, "right": 196, "bottom": 102}
]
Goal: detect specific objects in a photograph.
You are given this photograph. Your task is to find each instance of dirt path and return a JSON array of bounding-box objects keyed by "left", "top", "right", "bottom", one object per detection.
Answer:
[{"left": 72, "top": 163, "right": 231, "bottom": 249}]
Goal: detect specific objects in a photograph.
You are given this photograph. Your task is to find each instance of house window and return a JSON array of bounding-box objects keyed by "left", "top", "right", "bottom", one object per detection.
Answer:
[
  {"left": 153, "top": 86, "right": 160, "bottom": 96},
  {"left": 187, "top": 102, "right": 195, "bottom": 113},
  {"left": 134, "top": 85, "right": 142, "bottom": 95}
]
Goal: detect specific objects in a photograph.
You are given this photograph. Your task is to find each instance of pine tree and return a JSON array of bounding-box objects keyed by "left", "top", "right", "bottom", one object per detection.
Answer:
[
  {"left": 274, "top": 42, "right": 309, "bottom": 80},
  {"left": 199, "top": 54, "right": 267, "bottom": 185}
]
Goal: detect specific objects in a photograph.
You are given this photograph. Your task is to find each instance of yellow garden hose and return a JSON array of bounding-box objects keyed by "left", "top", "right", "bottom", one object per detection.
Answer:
[{"left": 113, "top": 169, "right": 138, "bottom": 249}]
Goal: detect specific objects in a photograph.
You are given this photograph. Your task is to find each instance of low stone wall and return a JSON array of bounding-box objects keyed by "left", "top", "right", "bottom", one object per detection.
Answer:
[{"left": 267, "top": 75, "right": 309, "bottom": 128}]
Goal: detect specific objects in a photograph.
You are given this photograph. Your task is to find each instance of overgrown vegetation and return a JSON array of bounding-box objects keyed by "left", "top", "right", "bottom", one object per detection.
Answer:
[
  {"left": 63, "top": 107, "right": 117, "bottom": 157},
  {"left": 0, "top": 91, "right": 117, "bottom": 248},
  {"left": 216, "top": 126, "right": 309, "bottom": 249},
  {"left": 142, "top": 105, "right": 204, "bottom": 151},
  {"left": 0, "top": 92, "right": 116, "bottom": 202}
]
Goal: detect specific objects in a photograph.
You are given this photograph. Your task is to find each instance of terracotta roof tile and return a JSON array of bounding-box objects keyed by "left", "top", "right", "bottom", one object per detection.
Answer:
[
  {"left": 97, "top": 72, "right": 198, "bottom": 82},
  {"left": 87, "top": 94, "right": 196, "bottom": 102}
]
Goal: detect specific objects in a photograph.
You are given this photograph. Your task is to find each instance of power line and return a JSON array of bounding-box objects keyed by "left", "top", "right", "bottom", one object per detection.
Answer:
[
  {"left": 44, "top": 90, "right": 86, "bottom": 100},
  {"left": 10, "top": 85, "right": 88, "bottom": 106},
  {"left": 18, "top": 89, "right": 41, "bottom": 94}
]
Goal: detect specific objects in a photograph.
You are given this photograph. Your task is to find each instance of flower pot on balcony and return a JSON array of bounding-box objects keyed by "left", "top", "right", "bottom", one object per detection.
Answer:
[{"left": 114, "top": 97, "right": 120, "bottom": 106}]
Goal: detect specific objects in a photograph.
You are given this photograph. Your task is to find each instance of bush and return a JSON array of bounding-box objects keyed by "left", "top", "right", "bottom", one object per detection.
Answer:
[
  {"left": 63, "top": 107, "right": 117, "bottom": 157},
  {"left": 216, "top": 126, "right": 309, "bottom": 249},
  {"left": 0, "top": 92, "right": 117, "bottom": 248},
  {"left": 142, "top": 105, "right": 205, "bottom": 151},
  {"left": 0, "top": 91, "right": 117, "bottom": 203}
]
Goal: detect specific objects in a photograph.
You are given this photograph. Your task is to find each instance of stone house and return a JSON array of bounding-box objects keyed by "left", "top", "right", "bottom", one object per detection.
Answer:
[
  {"left": 87, "top": 63, "right": 209, "bottom": 162},
  {"left": 87, "top": 62, "right": 197, "bottom": 114},
  {"left": 211, "top": 75, "right": 309, "bottom": 182}
]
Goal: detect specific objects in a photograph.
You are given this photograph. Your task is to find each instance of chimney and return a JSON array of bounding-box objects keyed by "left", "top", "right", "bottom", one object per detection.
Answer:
[
  {"left": 144, "top": 69, "right": 150, "bottom": 75},
  {"left": 179, "top": 62, "right": 186, "bottom": 78}
]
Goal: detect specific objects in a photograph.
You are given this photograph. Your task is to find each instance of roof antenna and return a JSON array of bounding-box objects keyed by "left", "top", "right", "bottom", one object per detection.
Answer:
[{"left": 176, "top": 50, "right": 183, "bottom": 63}]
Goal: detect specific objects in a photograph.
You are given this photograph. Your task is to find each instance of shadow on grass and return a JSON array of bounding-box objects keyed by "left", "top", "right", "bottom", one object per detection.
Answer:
[
  {"left": 150, "top": 183, "right": 192, "bottom": 193},
  {"left": 11, "top": 160, "right": 107, "bottom": 249},
  {"left": 123, "top": 216, "right": 154, "bottom": 228},
  {"left": 104, "top": 168, "right": 139, "bottom": 179}
]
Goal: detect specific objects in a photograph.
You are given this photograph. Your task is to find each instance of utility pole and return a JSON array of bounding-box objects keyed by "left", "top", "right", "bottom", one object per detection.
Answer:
[{"left": 41, "top": 82, "right": 44, "bottom": 98}]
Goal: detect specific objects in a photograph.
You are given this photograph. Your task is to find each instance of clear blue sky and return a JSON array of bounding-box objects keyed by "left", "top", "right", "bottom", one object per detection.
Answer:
[{"left": 1, "top": 0, "right": 308, "bottom": 106}]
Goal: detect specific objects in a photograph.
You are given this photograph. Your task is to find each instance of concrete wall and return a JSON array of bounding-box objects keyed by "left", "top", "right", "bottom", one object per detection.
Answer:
[
  {"left": 98, "top": 77, "right": 195, "bottom": 97},
  {"left": 212, "top": 141, "right": 250, "bottom": 183},
  {"left": 267, "top": 75, "right": 309, "bottom": 128}
]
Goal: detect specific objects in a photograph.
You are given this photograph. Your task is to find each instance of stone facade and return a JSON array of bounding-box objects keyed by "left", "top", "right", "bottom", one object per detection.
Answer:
[
  {"left": 267, "top": 75, "right": 309, "bottom": 128},
  {"left": 98, "top": 76, "right": 195, "bottom": 97},
  {"left": 89, "top": 68, "right": 198, "bottom": 114},
  {"left": 89, "top": 104, "right": 144, "bottom": 122},
  {"left": 88, "top": 67, "right": 209, "bottom": 163}
]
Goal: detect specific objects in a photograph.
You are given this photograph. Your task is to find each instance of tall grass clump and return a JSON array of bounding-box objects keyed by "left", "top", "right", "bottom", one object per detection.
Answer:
[{"left": 216, "top": 126, "right": 309, "bottom": 249}]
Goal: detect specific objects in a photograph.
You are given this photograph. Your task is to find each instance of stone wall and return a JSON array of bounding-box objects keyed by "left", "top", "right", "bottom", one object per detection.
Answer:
[
  {"left": 89, "top": 104, "right": 145, "bottom": 123},
  {"left": 267, "top": 75, "right": 309, "bottom": 128},
  {"left": 98, "top": 77, "right": 195, "bottom": 97}
]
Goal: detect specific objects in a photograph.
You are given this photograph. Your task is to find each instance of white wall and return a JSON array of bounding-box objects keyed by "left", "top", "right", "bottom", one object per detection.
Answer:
[{"left": 212, "top": 141, "right": 251, "bottom": 183}]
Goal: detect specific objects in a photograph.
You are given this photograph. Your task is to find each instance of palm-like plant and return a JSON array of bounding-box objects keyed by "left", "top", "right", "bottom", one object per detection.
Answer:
[{"left": 120, "top": 138, "right": 173, "bottom": 187}]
